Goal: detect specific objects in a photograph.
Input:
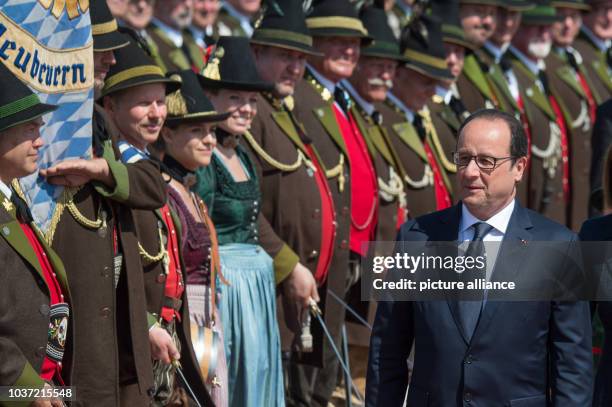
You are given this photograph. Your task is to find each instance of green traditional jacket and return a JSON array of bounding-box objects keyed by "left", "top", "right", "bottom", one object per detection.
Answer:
[{"left": 0, "top": 189, "right": 70, "bottom": 403}]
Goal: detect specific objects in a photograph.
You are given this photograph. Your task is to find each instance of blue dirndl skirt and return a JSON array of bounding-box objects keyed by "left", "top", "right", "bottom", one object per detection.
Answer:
[{"left": 218, "top": 243, "right": 285, "bottom": 407}]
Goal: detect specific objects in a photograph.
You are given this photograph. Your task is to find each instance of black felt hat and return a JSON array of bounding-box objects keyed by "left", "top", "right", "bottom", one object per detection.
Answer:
[
  {"left": 430, "top": 0, "right": 475, "bottom": 50},
  {"left": 359, "top": 1, "right": 406, "bottom": 60},
  {"left": 251, "top": 0, "right": 319, "bottom": 55},
  {"left": 165, "top": 70, "right": 231, "bottom": 125},
  {"left": 522, "top": 0, "right": 563, "bottom": 24},
  {"left": 199, "top": 36, "right": 274, "bottom": 92},
  {"left": 0, "top": 63, "right": 57, "bottom": 132},
  {"left": 91, "top": 0, "right": 129, "bottom": 52},
  {"left": 305, "top": 0, "right": 373, "bottom": 44},
  {"left": 551, "top": 0, "right": 590, "bottom": 10},
  {"left": 400, "top": 14, "right": 454, "bottom": 81},
  {"left": 101, "top": 37, "right": 182, "bottom": 97}
]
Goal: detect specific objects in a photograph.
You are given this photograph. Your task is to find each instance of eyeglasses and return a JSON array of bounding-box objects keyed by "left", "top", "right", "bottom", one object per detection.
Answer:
[{"left": 452, "top": 152, "right": 516, "bottom": 170}]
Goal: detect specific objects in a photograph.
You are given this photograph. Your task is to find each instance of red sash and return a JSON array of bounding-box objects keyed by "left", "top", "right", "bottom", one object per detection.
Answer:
[
  {"left": 19, "top": 223, "right": 67, "bottom": 384},
  {"left": 304, "top": 144, "right": 337, "bottom": 284},
  {"left": 159, "top": 204, "right": 184, "bottom": 322},
  {"left": 423, "top": 142, "right": 451, "bottom": 210},
  {"left": 332, "top": 105, "right": 378, "bottom": 256}
]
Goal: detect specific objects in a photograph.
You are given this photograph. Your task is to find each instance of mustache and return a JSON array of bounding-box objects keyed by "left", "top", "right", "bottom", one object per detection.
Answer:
[{"left": 368, "top": 78, "right": 393, "bottom": 89}]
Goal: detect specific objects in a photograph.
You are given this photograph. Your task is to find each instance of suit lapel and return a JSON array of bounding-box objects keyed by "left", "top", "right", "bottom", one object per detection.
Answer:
[
  {"left": 271, "top": 110, "right": 310, "bottom": 156},
  {"left": 313, "top": 104, "right": 348, "bottom": 156},
  {"left": 470, "top": 203, "right": 533, "bottom": 341},
  {"left": 438, "top": 104, "right": 461, "bottom": 132},
  {"left": 0, "top": 199, "right": 45, "bottom": 283},
  {"left": 392, "top": 122, "right": 428, "bottom": 162},
  {"left": 349, "top": 105, "right": 378, "bottom": 158},
  {"left": 514, "top": 61, "right": 556, "bottom": 120},
  {"left": 463, "top": 54, "right": 495, "bottom": 102},
  {"left": 555, "top": 65, "right": 587, "bottom": 98},
  {"left": 592, "top": 55, "right": 612, "bottom": 91},
  {"left": 368, "top": 125, "right": 395, "bottom": 168}
]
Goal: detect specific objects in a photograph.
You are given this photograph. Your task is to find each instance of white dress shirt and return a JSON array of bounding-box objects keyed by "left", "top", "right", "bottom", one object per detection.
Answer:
[
  {"left": 221, "top": 1, "right": 254, "bottom": 37},
  {"left": 458, "top": 199, "right": 515, "bottom": 280}
]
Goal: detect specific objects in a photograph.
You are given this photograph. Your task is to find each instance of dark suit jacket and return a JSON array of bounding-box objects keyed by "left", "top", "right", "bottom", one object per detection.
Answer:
[
  {"left": 366, "top": 202, "right": 593, "bottom": 407},
  {"left": 579, "top": 214, "right": 612, "bottom": 407},
  {"left": 589, "top": 99, "right": 612, "bottom": 216}
]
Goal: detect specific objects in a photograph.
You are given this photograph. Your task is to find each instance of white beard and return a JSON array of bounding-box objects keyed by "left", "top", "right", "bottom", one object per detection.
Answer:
[{"left": 528, "top": 40, "right": 552, "bottom": 59}]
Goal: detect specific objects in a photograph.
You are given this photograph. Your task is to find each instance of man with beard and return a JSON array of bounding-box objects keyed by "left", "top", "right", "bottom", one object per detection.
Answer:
[
  {"left": 505, "top": 0, "right": 569, "bottom": 225},
  {"left": 289, "top": 0, "right": 372, "bottom": 405},
  {"left": 457, "top": 0, "right": 524, "bottom": 112},
  {"left": 187, "top": 0, "right": 221, "bottom": 48},
  {"left": 342, "top": 1, "right": 408, "bottom": 261},
  {"left": 146, "top": 0, "right": 205, "bottom": 72},
  {"left": 338, "top": 1, "right": 410, "bottom": 398},
  {"left": 427, "top": 0, "right": 475, "bottom": 194},
  {"left": 40, "top": 2, "right": 168, "bottom": 406},
  {"left": 216, "top": 0, "right": 261, "bottom": 37},
  {"left": 378, "top": 14, "right": 454, "bottom": 218},
  {"left": 546, "top": 0, "right": 597, "bottom": 230},
  {"left": 573, "top": 0, "right": 612, "bottom": 104}
]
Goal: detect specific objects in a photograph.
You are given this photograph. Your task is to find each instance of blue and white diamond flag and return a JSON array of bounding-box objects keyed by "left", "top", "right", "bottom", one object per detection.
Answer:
[{"left": 0, "top": 0, "right": 93, "bottom": 238}]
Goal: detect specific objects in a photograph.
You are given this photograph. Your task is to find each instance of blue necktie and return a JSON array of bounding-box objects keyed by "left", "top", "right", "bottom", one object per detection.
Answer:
[{"left": 458, "top": 222, "right": 494, "bottom": 340}]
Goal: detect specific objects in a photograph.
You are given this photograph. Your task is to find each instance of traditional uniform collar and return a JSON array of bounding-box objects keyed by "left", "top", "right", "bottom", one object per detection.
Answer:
[
  {"left": 0, "top": 180, "right": 12, "bottom": 200},
  {"left": 221, "top": 1, "right": 255, "bottom": 37},
  {"left": 387, "top": 92, "right": 415, "bottom": 123},
  {"left": 188, "top": 25, "right": 207, "bottom": 49},
  {"left": 581, "top": 26, "right": 611, "bottom": 53},
  {"left": 152, "top": 17, "right": 184, "bottom": 48},
  {"left": 341, "top": 79, "right": 375, "bottom": 117},
  {"left": 306, "top": 64, "right": 338, "bottom": 94},
  {"left": 508, "top": 45, "right": 544, "bottom": 75},
  {"left": 484, "top": 41, "right": 508, "bottom": 64}
]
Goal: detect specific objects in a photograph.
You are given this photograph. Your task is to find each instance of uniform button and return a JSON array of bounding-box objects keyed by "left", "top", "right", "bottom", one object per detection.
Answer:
[
  {"left": 100, "top": 306, "right": 111, "bottom": 318},
  {"left": 312, "top": 209, "right": 321, "bottom": 219},
  {"left": 36, "top": 346, "right": 46, "bottom": 358},
  {"left": 157, "top": 274, "right": 166, "bottom": 283},
  {"left": 464, "top": 392, "right": 472, "bottom": 402},
  {"left": 102, "top": 266, "right": 111, "bottom": 278},
  {"left": 254, "top": 236, "right": 259, "bottom": 241},
  {"left": 340, "top": 240, "right": 349, "bottom": 250},
  {"left": 39, "top": 304, "right": 50, "bottom": 316},
  {"left": 147, "top": 387, "right": 156, "bottom": 397},
  {"left": 253, "top": 201, "right": 258, "bottom": 206},
  {"left": 308, "top": 250, "right": 319, "bottom": 260},
  {"left": 342, "top": 206, "right": 349, "bottom": 217},
  {"left": 251, "top": 216, "right": 256, "bottom": 221}
]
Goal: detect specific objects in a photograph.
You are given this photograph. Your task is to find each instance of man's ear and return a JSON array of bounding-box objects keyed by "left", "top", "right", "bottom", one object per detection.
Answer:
[
  {"left": 102, "top": 95, "right": 115, "bottom": 114},
  {"left": 513, "top": 156, "right": 528, "bottom": 183}
]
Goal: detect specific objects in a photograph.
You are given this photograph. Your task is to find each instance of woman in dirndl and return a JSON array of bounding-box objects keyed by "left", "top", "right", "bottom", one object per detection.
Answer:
[
  {"left": 195, "top": 36, "right": 285, "bottom": 407},
  {"left": 158, "top": 69, "right": 232, "bottom": 406}
]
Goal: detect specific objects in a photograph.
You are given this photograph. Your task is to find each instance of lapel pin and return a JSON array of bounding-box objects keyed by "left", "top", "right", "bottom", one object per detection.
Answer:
[
  {"left": 2, "top": 226, "right": 10, "bottom": 236},
  {"left": 316, "top": 109, "right": 324, "bottom": 117},
  {"left": 526, "top": 88, "right": 534, "bottom": 97},
  {"left": 521, "top": 239, "right": 528, "bottom": 246}
]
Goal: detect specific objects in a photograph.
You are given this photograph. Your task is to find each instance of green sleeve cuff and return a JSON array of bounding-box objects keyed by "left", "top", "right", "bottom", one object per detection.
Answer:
[
  {"left": 274, "top": 244, "right": 299, "bottom": 285},
  {"left": 147, "top": 312, "right": 159, "bottom": 330},
  {"left": 94, "top": 140, "right": 129, "bottom": 202},
  {"left": 14, "top": 362, "right": 45, "bottom": 388}
]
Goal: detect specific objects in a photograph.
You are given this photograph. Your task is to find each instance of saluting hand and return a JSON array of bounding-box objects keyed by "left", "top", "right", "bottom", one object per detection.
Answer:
[
  {"left": 40, "top": 158, "right": 116, "bottom": 189},
  {"left": 149, "top": 326, "right": 181, "bottom": 365}
]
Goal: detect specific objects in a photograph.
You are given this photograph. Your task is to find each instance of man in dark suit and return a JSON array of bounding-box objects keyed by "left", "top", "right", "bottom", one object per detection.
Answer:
[
  {"left": 366, "top": 109, "right": 593, "bottom": 406},
  {"left": 590, "top": 99, "right": 612, "bottom": 216}
]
